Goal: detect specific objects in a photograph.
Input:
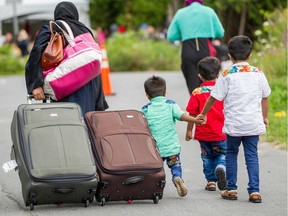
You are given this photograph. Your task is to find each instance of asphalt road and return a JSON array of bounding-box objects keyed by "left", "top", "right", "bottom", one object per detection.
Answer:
[{"left": 0, "top": 72, "right": 287, "bottom": 216}]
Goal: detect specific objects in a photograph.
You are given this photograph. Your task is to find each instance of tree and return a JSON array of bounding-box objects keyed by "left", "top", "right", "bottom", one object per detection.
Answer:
[
  {"left": 117, "top": 0, "right": 170, "bottom": 28},
  {"left": 89, "top": 0, "right": 287, "bottom": 42},
  {"left": 89, "top": 0, "right": 125, "bottom": 30},
  {"left": 205, "top": 0, "right": 287, "bottom": 42},
  {"left": 89, "top": 0, "right": 170, "bottom": 32}
]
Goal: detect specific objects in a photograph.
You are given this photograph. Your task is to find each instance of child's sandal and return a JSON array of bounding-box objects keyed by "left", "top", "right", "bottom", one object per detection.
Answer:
[
  {"left": 221, "top": 189, "right": 238, "bottom": 200},
  {"left": 249, "top": 192, "right": 262, "bottom": 203},
  {"left": 205, "top": 182, "right": 216, "bottom": 191}
]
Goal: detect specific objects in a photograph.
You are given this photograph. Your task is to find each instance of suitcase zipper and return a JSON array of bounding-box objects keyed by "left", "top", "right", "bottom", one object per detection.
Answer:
[
  {"left": 85, "top": 114, "right": 164, "bottom": 175},
  {"left": 18, "top": 119, "right": 96, "bottom": 182},
  {"left": 23, "top": 106, "right": 81, "bottom": 125},
  {"left": 32, "top": 174, "right": 97, "bottom": 183},
  {"left": 95, "top": 136, "right": 163, "bottom": 175}
]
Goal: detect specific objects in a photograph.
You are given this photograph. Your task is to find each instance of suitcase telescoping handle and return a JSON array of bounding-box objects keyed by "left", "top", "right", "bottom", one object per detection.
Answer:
[
  {"left": 27, "top": 94, "right": 51, "bottom": 104},
  {"left": 123, "top": 176, "right": 144, "bottom": 185}
]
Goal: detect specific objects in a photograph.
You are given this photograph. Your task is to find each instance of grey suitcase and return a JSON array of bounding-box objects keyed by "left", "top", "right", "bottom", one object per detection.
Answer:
[{"left": 10, "top": 100, "right": 98, "bottom": 210}]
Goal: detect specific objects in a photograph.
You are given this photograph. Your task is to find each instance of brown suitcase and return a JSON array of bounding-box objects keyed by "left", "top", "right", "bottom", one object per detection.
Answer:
[{"left": 85, "top": 110, "right": 166, "bottom": 206}]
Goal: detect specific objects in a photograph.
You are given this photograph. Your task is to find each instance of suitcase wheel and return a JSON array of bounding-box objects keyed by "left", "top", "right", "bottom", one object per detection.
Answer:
[
  {"left": 153, "top": 195, "right": 159, "bottom": 204},
  {"left": 29, "top": 203, "right": 34, "bottom": 210},
  {"left": 100, "top": 197, "right": 106, "bottom": 206},
  {"left": 84, "top": 199, "right": 90, "bottom": 207}
]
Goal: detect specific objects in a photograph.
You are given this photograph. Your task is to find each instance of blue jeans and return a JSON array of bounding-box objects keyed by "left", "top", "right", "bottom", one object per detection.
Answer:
[
  {"left": 162, "top": 154, "right": 182, "bottom": 180},
  {"left": 226, "top": 135, "right": 260, "bottom": 194},
  {"left": 199, "top": 140, "right": 226, "bottom": 182}
]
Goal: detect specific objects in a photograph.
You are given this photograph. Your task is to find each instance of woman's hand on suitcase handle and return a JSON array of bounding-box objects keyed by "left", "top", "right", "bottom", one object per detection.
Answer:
[{"left": 32, "top": 86, "right": 45, "bottom": 100}]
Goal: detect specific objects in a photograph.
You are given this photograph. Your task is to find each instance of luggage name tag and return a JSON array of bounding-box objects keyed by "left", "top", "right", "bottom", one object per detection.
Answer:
[{"left": 2, "top": 160, "right": 18, "bottom": 173}]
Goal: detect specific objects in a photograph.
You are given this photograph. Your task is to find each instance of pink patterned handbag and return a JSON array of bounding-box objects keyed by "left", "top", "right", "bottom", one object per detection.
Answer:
[{"left": 43, "top": 21, "right": 102, "bottom": 100}]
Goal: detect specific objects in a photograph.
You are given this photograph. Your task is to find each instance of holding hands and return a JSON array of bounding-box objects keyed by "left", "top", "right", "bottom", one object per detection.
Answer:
[
  {"left": 196, "top": 114, "right": 207, "bottom": 124},
  {"left": 185, "top": 114, "right": 206, "bottom": 141}
]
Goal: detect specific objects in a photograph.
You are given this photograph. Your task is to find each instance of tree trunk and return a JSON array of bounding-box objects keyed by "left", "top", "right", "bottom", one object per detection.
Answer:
[
  {"left": 238, "top": 5, "right": 247, "bottom": 35},
  {"left": 166, "top": 0, "right": 180, "bottom": 25}
]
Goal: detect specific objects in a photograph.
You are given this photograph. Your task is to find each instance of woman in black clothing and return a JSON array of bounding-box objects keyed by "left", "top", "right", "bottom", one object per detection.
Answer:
[{"left": 25, "top": 1, "right": 108, "bottom": 115}]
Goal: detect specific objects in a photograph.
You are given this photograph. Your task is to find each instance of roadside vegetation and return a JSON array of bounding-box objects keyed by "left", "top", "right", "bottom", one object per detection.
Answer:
[
  {"left": 251, "top": 8, "right": 287, "bottom": 149},
  {"left": 106, "top": 30, "right": 180, "bottom": 71},
  {"left": 0, "top": 45, "right": 25, "bottom": 75}
]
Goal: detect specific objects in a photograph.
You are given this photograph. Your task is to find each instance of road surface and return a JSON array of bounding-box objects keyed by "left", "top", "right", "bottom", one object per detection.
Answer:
[{"left": 0, "top": 72, "right": 287, "bottom": 216}]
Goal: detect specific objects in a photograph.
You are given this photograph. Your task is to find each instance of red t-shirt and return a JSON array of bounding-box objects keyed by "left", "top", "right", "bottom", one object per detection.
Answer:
[{"left": 186, "top": 81, "right": 226, "bottom": 141}]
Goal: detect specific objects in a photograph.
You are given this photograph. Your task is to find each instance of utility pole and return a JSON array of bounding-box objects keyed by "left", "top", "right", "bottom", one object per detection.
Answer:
[{"left": 6, "top": 0, "right": 21, "bottom": 41}]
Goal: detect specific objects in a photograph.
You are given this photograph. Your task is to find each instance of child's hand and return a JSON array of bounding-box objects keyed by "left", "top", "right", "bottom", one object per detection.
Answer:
[
  {"left": 196, "top": 114, "right": 207, "bottom": 124},
  {"left": 264, "top": 118, "right": 269, "bottom": 128},
  {"left": 185, "top": 130, "right": 193, "bottom": 141},
  {"left": 195, "top": 114, "right": 205, "bottom": 125}
]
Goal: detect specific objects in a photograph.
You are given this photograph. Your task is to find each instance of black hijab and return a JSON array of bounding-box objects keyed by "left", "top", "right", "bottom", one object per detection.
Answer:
[
  {"left": 25, "top": 1, "right": 93, "bottom": 94},
  {"left": 53, "top": 1, "right": 93, "bottom": 37},
  {"left": 54, "top": 1, "right": 79, "bottom": 21}
]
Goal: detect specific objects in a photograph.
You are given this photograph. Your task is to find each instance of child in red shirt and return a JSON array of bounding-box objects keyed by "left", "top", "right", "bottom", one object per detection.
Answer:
[{"left": 186, "top": 56, "right": 227, "bottom": 191}]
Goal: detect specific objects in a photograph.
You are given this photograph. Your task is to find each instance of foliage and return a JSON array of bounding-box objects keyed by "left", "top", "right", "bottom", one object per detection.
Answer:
[
  {"left": 0, "top": 44, "right": 12, "bottom": 55},
  {"left": 207, "top": 0, "right": 286, "bottom": 14},
  {"left": 267, "top": 80, "right": 287, "bottom": 148},
  {"left": 205, "top": 0, "right": 287, "bottom": 42},
  {"left": 251, "top": 8, "right": 287, "bottom": 149},
  {"left": 0, "top": 55, "right": 25, "bottom": 75},
  {"left": 0, "top": 45, "right": 25, "bottom": 75},
  {"left": 89, "top": 0, "right": 287, "bottom": 43},
  {"left": 106, "top": 31, "right": 180, "bottom": 72},
  {"left": 116, "top": 0, "right": 169, "bottom": 29},
  {"left": 89, "top": 0, "right": 125, "bottom": 30},
  {"left": 252, "top": 8, "right": 287, "bottom": 60},
  {"left": 267, "top": 109, "right": 287, "bottom": 149},
  {"left": 89, "top": 0, "right": 169, "bottom": 30}
]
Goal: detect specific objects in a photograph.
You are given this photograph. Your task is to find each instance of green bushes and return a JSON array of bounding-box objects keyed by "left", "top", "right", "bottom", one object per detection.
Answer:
[
  {"left": 251, "top": 8, "right": 287, "bottom": 149},
  {"left": 0, "top": 56, "right": 24, "bottom": 75},
  {"left": 0, "top": 45, "right": 25, "bottom": 75},
  {"left": 106, "top": 31, "right": 181, "bottom": 72},
  {"left": 0, "top": 44, "right": 13, "bottom": 55}
]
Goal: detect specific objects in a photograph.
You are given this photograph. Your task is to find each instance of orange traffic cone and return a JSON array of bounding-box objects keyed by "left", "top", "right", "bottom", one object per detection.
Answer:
[{"left": 100, "top": 44, "right": 114, "bottom": 96}]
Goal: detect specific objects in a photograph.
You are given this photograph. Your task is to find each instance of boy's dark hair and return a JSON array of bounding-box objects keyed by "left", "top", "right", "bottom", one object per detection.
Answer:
[
  {"left": 144, "top": 75, "right": 166, "bottom": 98},
  {"left": 228, "top": 35, "right": 252, "bottom": 61},
  {"left": 197, "top": 57, "right": 221, "bottom": 80}
]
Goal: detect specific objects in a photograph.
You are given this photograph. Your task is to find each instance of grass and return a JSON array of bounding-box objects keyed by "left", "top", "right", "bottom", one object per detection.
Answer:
[
  {"left": 263, "top": 79, "right": 287, "bottom": 150},
  {"left": 252, "top": 8, "right": 287, "bottom": 150}
]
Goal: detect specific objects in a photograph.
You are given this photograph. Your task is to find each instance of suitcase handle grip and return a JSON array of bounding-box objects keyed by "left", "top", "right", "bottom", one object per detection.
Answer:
[
  {"left": 123, "top": 176, "right": 144, "bottom": 185},
  {"left": 27, "top": 94, "right": 51, "bottom": 104},
  {"left": 53, "top": 188, "right": 75, "bottom": 194}
]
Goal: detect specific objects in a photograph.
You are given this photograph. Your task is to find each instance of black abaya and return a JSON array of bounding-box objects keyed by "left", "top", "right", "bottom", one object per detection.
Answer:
[{"left": 25, "top": 1, "right": 108, "bottom": 115}]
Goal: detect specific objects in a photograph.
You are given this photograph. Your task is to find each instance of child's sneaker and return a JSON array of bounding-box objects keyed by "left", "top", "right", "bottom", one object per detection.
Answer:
[
  {"left": 173, "top": 177, "right": 187, "bottom": 197},
  {"left": 249, "top": 192, "right": 262, "bottom": 203},
  {"left": 215, "top": 167, "right": 227, "bottom": 190},
  {"left": 221, "top": 189, "right": 237, "bottom": 200},
  {"left": 205, "top": 182, "right": 216, "bottom": 191}
]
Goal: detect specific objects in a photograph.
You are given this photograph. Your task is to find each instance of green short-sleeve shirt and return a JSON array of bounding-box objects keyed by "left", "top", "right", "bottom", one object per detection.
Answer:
[{"left": 141, "top": 96, "right": 185, "bottom": 157}]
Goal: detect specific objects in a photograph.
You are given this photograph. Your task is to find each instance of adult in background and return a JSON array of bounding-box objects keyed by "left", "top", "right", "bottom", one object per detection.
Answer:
[
  {"left": 16, "top": 29, "right": 29, "bottom": 57},
  {"left": 95, "top": 26, "right": 106, "bottom": 45},
  {"left": 25, "top": 1, "right": 108, "bottom": 115},
  {"left": 167, "top": 0, "right": 224, "bottom": 94}
]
